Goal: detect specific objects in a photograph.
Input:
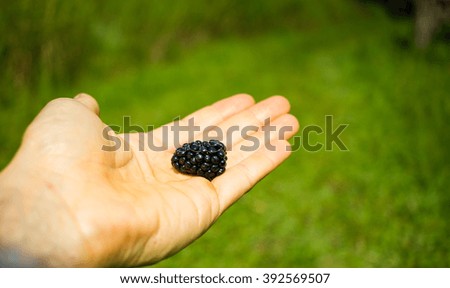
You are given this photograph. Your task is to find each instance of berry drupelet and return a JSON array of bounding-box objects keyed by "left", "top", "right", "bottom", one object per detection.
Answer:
[{"left": 171, "top": 140, "right": 227, "bottom": 181}]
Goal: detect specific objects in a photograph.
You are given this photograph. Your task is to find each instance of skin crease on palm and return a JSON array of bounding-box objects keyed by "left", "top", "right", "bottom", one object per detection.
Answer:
[{"left": 0, "top": 93, "right": 299, "bottom": 267}]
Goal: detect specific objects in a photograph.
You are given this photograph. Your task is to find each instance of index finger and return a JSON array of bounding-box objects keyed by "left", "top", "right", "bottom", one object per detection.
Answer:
[{"left": 148, "top": 94, "right": 256, "bottom": 150}]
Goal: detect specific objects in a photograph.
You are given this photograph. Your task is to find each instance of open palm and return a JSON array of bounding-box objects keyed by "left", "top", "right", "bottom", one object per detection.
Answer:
[{"left": 0, "top": 93, "right": 298, "bottom": 267}]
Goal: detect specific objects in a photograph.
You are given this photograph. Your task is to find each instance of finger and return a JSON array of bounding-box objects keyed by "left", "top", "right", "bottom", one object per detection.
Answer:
[
  {"left": 74, "top": 93, "right": 100, "bottom": 116},
  {"left": 26, "top": 95, "right": 103, "bottom": 140},
  {"left": 148, "top": 94, "right": 255, "bottom": 150},
  {"left": 226, "top": 113, "right": 299, "bottom": 167},
  {"left": 213, "top": 96, "right": 291, "bottom": 148},
  {"left": 213, "top": 139, "right": 293, "bottom": 213},
  {"left": 182, "top": 93, "right": 255, "bottom": 125}
]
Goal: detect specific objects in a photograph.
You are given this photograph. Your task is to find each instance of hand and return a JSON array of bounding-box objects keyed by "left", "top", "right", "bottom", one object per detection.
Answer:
[{"left": 0, "top": 93, "right": 299, "bottom": 267}]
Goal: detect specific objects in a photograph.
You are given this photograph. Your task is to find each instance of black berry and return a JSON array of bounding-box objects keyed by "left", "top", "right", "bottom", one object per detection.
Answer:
[{"left": 171, "top": 140, "right": 227, "bottom": 181}]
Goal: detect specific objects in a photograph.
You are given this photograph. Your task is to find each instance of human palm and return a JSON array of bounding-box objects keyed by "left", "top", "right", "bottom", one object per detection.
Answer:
[{"left": 0, "top": 93, "right": 298, "bottom": 267}]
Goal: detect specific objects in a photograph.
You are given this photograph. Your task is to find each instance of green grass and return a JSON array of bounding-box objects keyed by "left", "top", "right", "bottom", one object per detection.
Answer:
[{"left": 0, "top": 3, "right": 449, "bottom": 267}]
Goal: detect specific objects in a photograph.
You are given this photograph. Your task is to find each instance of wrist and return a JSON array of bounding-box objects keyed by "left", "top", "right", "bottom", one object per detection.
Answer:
[
  {"left": 0, "top": 153, "right": 90, "bottom": 267},
  {"left": 0, "top": 156, "right": 47, "bottom": 266}
]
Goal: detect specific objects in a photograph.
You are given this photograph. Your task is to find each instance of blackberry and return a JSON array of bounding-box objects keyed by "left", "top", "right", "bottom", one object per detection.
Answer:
[{"left": 171, "top": 140, "right": 227, "bottom": 181}]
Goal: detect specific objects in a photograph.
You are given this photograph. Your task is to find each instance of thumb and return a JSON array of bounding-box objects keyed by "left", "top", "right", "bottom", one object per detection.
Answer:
[
  {"left": 74, "top": 93, "right": 100, "bottom": 116},
  {"left": 22, "top": 94, "right": 105, "bottom": 158}
]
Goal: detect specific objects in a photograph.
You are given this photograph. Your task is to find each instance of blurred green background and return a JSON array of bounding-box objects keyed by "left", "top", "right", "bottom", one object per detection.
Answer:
[{"left": 1, "top": 0, "right": 449, "bottom": 267}]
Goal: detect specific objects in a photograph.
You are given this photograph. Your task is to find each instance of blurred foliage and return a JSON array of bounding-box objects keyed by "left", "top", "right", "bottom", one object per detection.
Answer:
[
  {"left": 0, "top": 0, "right": 449, "bottom": 267},
  {"left": 0, "top": 1, "right": 95, "bottom": 93},
  {"left": 0, "top": 0, "right": 332, "bottom": 95},
  {"left": 0, "top": 0, "right": 361, "bottom": 164},
  {"left": 361, "top": 0, "right": 414, "bottom": 17}
]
